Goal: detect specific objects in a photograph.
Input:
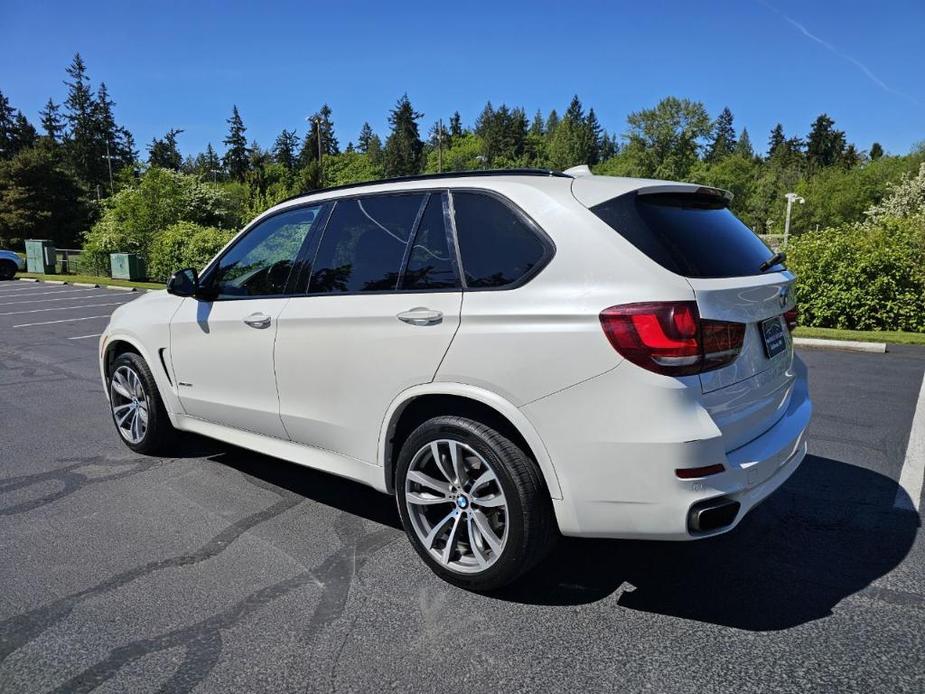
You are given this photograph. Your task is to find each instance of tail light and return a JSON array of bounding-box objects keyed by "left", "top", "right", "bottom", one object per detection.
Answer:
[
  {"left": 783, "top": 306, "right": 798, "bottom": 332},
  {"left": 599, "top": 302, "right": 745, "bottom": 376}
]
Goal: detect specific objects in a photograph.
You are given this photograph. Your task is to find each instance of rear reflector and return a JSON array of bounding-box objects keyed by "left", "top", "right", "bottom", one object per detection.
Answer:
[
  {"left": 600, "top": 302, "right": 745, "bottom": 376},
  {"left": 675, "top": 464, "right": 725, "bottom": 479}
]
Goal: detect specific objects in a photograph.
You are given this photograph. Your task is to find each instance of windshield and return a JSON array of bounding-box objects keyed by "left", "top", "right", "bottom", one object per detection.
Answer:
[{"left": 591, "top": 192, "right": 784, "bottom": 279}]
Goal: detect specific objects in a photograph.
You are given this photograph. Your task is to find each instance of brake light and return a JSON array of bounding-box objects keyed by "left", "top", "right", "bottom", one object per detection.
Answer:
[
  {"left": 599, "top": 302, "right": 745, "bottom": 376},
  {"left": 783, "top": 306, "right": 798, "bottom": 332}
]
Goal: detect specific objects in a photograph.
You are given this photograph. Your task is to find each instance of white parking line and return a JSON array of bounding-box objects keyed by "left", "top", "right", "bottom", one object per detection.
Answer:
[
  {"left": 68, "top": 333, "right": 103, "bottom": 340},
  {"left": 0, "top": 288, "right": 97, "bottom": 299},
  {"left": 0, "top": 301, "right": 130, "bottom": 316},
  {"left": 0, "top": 293, "right": 114, "bottom": 306},
  {"left": 895, "top": 372, "right": 925, "bottom": 512},
  {"left": 14, "top": 315, "right": 111, "bottom": 328}
]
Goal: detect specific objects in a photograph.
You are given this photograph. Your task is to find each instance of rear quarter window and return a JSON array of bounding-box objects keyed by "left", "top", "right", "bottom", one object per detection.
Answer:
[{"left": 591, "top": 192, "right": 783, "bottom": 279}]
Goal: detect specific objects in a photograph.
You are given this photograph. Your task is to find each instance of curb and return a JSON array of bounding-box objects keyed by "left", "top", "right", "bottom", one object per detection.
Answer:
[
  {"left": 16, "top": 277, "right": 38, "bottom": 282},
  {"left": 107, "top": 285, "right": 138, "bottom": 292},
  {"left": 73, "top": 282, "right": 100, "bottom": 288},
  {"left": 793, "top": 337, "right": 887, "bottom": 353},
  {"left": 44, "top": 280, "right": 67, "bottom": 285}
]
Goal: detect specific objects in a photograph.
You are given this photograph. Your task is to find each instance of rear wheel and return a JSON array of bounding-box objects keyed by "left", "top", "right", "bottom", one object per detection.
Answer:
[
  {"left": 0, "top": 260, "right": 16, "bottom": 280},
  {"left": 395, "top": 415, "right": 556, "bottom": 591},
  {"left": 108, "top": 352, "right": 175, "bottom": 454}
]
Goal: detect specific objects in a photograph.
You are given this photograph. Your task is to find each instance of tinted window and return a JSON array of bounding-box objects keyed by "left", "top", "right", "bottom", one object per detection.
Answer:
[
  {"left": 453, "top": 192, "right": 547, "bottom": 288},
  {"left": 309, "top": 194, "right": 425, "bottom": 293},
  {"left": 401, "top": 194, "right": 457, "bottom": 290},
  {"left": 591, "top": 193, "right": 783, "bottom": 278},
  {"left": 211, "top": 206, "right": 321, "bottom": 298}
]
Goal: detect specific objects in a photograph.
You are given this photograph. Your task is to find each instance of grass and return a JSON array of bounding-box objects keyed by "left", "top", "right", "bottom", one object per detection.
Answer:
[
  {"left": 794, "top": 326, "right": 925, "bottom": 346},
  {"left": 17, "top": 272, "right": 164, "bottom": 291}
]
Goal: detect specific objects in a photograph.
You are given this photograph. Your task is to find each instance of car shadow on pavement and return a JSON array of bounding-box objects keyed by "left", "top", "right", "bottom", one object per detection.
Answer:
[{"left": 498, "top": 454, "right": 920, "bottom": 631}]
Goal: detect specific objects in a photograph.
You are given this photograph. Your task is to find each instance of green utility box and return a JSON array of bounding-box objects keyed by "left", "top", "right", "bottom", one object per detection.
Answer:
[
  {"left": 25, "top": 239, "right": 56, "bottom": 274},
  {"left": 110, "top": 253, "right": 145, "bottom": 281}
]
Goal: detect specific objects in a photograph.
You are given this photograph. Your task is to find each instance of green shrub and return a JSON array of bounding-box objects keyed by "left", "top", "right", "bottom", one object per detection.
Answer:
[
  {"left": 81, "top": 167, "right": 241, "bottom": 275},
  {"left": 787, "top": 215, "right": 925, "bottom": 331},
  {"left": 147, "top": 222, "right": 234, "bottom": 282}
]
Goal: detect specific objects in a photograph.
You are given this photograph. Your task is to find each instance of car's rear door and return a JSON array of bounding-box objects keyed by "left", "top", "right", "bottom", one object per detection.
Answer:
[
  {"left": 169, "top": 204, "right": 327, "bottom": 438},
  {"left": 274, "top": 191, "right": 462, "bottom": 464}
]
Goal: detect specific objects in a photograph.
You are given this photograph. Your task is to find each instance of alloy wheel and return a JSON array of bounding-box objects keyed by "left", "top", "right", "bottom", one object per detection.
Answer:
[
  {"left": 404, "top": 438, "right": 509, "bottom": 574},
  {"left": 110, "top": 365, "right": 149, "bottom": 444}
]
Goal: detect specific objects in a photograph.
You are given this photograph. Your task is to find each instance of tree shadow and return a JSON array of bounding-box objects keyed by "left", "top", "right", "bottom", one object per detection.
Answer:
[{"left": 497, "top": 454, "right": 919, "bottom": 631}]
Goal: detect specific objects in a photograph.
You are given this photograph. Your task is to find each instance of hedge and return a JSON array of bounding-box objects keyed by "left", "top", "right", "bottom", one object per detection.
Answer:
[{"left": 147, "top": 222, "right": 235, "bottom": 282}]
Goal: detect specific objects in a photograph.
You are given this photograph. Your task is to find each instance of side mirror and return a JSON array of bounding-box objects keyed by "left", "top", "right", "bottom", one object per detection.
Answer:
[{"left": 166, "top": 268, "right": 199, "bottom": 297}]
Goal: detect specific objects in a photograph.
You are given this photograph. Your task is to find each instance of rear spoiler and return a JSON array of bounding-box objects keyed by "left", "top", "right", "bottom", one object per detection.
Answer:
[{"left": 571, "top": 174, "right": 733, "bottom": 207}]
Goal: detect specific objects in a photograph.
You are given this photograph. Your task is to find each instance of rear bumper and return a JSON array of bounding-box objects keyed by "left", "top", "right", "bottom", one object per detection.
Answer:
[{"left": 523, "top": 358, "right": 812, "bottom": 540}]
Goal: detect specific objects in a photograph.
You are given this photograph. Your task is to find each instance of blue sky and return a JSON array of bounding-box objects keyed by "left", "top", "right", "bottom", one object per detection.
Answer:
[{"left": 1, "top": 0, "right": 922, "bottom": 158}]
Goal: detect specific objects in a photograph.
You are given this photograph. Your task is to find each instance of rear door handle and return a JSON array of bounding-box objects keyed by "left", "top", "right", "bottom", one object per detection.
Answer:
[
  {"left": 243, "top": 312, "right": 272, "bottom": 329},
  {"left": 396, "top": 307, "right": 443, "bottom": 326}
]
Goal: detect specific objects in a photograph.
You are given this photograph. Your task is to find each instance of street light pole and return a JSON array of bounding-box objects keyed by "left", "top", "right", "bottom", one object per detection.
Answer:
[{"left": 783, "top": 192, "right": 805, "bottom": 248}]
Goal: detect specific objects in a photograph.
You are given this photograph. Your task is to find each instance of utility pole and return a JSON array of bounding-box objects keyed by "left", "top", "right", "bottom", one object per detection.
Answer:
[
  {"left": 783, "top": 192, "right": 805, "bottom": 248},
  {"left": 437, "top": 118, "right": 444, "bottom": 173},
  {"left": 305, "top": 114, "right": 324, "bottom": 186},
  {"left": 102, "top": 141, "right": 115, "bottom": 194}
]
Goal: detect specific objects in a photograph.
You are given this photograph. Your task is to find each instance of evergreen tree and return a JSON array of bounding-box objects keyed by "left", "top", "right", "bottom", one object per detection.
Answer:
[
  {"left": 11, "top": 113, "right": 37, "bottom": 153},
  {"left": 449, "top": 111, "right": 463, "bottom": 138},
  {"left": 63, "top": 53, "right": 100, "bottom": 186},
  {"left": 841, "top": 143, "right": 861, "bottom": 168},
  {"left": 530, "top": 110, "right": 544, "bottom": 137},
  {"left": 95, "top": 83, "right": 133, "bottom": 168},
  {"left": 357, "top": 122, "right": 376, "bottom": 153},
  {"left": 599, "top": 132, "right": 618, "bottom": 161},
  {"left": 272, "top": 129, "right": 299, "bottom": 170},
  {"left": 565, "top": 95, "right": 584, "bottom": 123},
  {"left": 734, "top": 128, "right": 754, "bottom": 158},
  {"left": 706, "top": 107, "right": 737, "bottom": 162},
  {"left": 300, "top": 104, "right": 339, "bottom": 167},
  {"left": 222, "top": 105, "right": 250, "bottom": 181},
  {"left": 39, "top": 98, "right": 64, "bottom": 142},
  {"left": 383, "top": 94, "right": 424, "bottom": 177},
  {"left": 147, "top": 128, "right": 183, "bottom": 170},
  {"left": 0, "top": 92, "right": 19, "bottom": 159},
  {"left": 768, "top": 123, "right": 786, "bottom": 157},
  {"left": 545, "top": 109, "right": 559, "bottom": 134},
  {"left": 806, "top": 113, "right": 846, "bottom": 169},
  {"left": 585, "top": 108, "right": 603, "bottom": 164},
  {"left": 869, "top": 142, "right": 883, "bottom": 160}
]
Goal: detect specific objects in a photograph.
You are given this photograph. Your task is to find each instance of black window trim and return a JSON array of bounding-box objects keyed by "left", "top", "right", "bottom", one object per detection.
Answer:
[{"left": 197, "top": 185, "right": 556, "bottom": 301}]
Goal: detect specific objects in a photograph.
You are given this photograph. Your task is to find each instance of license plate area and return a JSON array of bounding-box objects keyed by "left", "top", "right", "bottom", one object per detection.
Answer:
[{"left": 761, "top": 316, "right": 787, "bottom": 359}]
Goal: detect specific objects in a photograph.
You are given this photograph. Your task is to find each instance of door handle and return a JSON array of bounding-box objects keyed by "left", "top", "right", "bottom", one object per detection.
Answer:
[
  {"left": 243, "top": 312, "right": 272, "bottom": 329},
  {"left": 396, "top": 307, "right": 443, "bottom": 326}
]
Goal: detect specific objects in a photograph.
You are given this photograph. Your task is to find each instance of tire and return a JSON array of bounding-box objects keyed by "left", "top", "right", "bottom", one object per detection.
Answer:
[
  {"left": 0, "top": 260, "right": 16, "bottom": 281},
  {"left": 395, "top": 415, "right": 557, "bottom": 591},
  {"left": 108, "top": 352, "right": 176, "bottom": 455}
]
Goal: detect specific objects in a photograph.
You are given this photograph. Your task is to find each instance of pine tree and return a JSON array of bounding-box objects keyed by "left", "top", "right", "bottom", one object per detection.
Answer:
[
  {"left": 300, "top": 104, "right": 339, "bottom": 166},
  {"left": 806, "top": 113, "right": 846, "bottom": 169},
  {"left": 545, "top": 109, "right": 559, "bottom": 133},
  {"left": 383, "top": 94, "right": 424, "bottom": 177},
  {"left": 0, "top": 90, "right": 17, "bottom": 159},
  {"left": 11, "top": 112, "right": 38, "bottom": 153},
  {"left": 272, "top": 129, "right": 299, "bottom": 170},
  {"left": 565, "top": 95, "right": 584, "bottom": 123},
  {"left": 449, "top": 111, "right": 463, "bottom": 138},
  {"left": 734, "top": 128, "right": 754, "bottom": 158},
  {"left": 530, "top": 110, "right": 544, "bottom": 137},
  {"left": 768, "top": 124, "right": 786, "bottom": 158},
  {"left": 706, "top": 107, "right": 737, "bottom": 162},
  {"left": 147, "top": 128, "right": 183, "bottom": 170},
  {"left": 95, "top": 82, "right": 133, "bottom": 170},
  {"left": 869, "top": 142, "right": 884, "bottom": 160},
  {"left": 222, "top": 105, "right": 250, "bottom": 181},
  {"left": 585, "top": 108, "right": 603, "bottom": 164},
  {"left": 63, "top": 53, "right": 100, "bottom": 186},
  {"left": 39, "top": 98, "right": 64, "bottom": 142},
  {"left": 841, "top": 143, "right": 861, "bottom": 168},
  {"left": 357, "top": 122, "right": 376, "bottom": 153}
]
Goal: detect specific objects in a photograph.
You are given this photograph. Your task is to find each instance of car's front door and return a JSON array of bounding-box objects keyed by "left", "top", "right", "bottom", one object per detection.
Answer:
[
  {"left": 169, "top": 204, "right": 327, "bottom": 438},
  {"left": 275, "top": 191, "right": 463, "bottom": 464}
]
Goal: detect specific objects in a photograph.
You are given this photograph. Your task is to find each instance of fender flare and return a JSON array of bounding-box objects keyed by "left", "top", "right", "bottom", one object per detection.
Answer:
[
  {"left": 101, "top": 332, "right": 183, "bottom": 419},
  {"left": 377, "top": 382, "right": 563, "bottom": 499}
]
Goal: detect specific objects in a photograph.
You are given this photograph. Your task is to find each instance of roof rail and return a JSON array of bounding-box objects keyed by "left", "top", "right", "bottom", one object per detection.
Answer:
[{"left": 277, "top": 168, "right": 572, "bottom": 204}]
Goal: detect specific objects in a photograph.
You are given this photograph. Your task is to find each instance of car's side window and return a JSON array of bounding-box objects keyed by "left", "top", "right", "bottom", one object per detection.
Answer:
[
  {"left": 308, "top": 193, "right": 426, "bottom": 293},
  {"left": 452, "top": 191, "right": 548, "bottom": 289},
  {"left": 211, "top": 205, "right": 322, "bottom": 299},
  {"left": 400, "top": 194, "right": 457, "bottom": 291}
]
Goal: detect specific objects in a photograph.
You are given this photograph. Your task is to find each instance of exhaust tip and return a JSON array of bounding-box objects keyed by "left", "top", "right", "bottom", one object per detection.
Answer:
[{"left": 688, "top": 498, "right": 741, "bottom": 534}]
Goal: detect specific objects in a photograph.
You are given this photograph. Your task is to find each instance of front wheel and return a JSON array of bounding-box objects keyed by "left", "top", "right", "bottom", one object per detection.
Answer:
[
  {"left": 395, "top": 416, "right": 556, "bottom": 591},
  {"left": 108, "top": 352, "right": 175, "bottom": 454},
  {"left": 0, "top": 260, "right": 16, "bottom": 280}
]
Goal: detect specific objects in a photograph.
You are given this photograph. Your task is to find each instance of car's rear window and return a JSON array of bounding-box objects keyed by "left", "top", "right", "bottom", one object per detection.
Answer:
[{"left": 590, "top": 192, "right": 784, "bottom": 278}]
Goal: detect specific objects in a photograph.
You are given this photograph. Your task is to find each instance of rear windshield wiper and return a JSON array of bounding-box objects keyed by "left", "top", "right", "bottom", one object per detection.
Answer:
[{"left": 759, "top": 251, "right": 786, "bottom": 273}]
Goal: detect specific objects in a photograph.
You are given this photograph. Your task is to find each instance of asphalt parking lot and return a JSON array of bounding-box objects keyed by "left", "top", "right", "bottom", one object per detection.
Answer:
[{"left": 0, "top": 280, "right": 923, "bottom": 693}]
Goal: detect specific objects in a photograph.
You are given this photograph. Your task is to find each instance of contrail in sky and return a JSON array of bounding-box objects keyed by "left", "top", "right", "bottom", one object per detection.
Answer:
[{"left": 757, "top": 0, "right": 920, "bottom": 106}]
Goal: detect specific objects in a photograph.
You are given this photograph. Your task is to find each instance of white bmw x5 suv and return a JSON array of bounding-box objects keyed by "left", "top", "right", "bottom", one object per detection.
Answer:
[{"left": 99, "top": 168, "right": 811, "bottom": 590}]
